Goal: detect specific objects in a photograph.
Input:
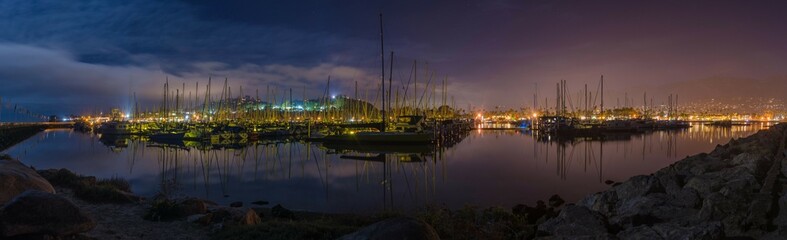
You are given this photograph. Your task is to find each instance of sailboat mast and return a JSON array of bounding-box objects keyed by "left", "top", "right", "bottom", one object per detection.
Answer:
[
  {"left": 379, "top": 13, "right": 386, "bottom": 132},
  {"left": 389, "top": 51, "right": 393, "bottom": 119}
]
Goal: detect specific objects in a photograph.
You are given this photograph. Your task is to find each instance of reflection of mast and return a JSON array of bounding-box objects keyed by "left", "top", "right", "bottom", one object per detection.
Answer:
[{"left": 599, "top": 140, "right": 604, "bottom": 183}]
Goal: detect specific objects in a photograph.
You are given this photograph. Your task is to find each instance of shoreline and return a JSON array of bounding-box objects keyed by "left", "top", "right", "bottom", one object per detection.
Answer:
[{"left": 2, "top": 124, "right": 787, "bottom": 239}]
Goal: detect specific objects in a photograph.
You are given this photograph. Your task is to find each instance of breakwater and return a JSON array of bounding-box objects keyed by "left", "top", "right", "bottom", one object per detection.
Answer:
[
  {"left": 0, "top": 123, "right": 73, "bottom": 151},
  {"left": 537, "top": 123, "right": 787, "bottom": 239}
]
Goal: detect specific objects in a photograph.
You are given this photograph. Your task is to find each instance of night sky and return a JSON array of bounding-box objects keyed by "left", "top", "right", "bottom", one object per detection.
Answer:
[{"left": 1, "top": 0, "right": 787, "bottom": 116}]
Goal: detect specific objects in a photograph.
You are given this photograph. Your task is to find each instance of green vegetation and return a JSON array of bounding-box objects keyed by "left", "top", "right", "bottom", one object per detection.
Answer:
[
  {"left": 144, "top": 199, "right": 183, "bottom": 222},
  {"left": 210, "top": 205, "right": 537, "bottom": 240},
  {"left": 418, "top": 205, "right": 534, "bottom": 240},
  {"left": 74, "top": 183, "right": 135, "bottom": 203},
  {"left": 211, "top": 220, "right": 360, "bottom": 240},
  {"left": 98, "top": 177, "right": 132, "bottom": 192},
  {"left": 38, "top": 168, "right": 138, "bottom": 204},
  {"left": 210, "top": 211, "right": 401, "bottom": 240}
]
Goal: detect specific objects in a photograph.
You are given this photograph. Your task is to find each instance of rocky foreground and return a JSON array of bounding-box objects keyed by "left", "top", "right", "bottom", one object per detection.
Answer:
[
  {"left": 538, "top": 123, "right": 787, "bottom": 239},
  {"left": 3, "top": 124, "right": 787, "bottom": 239}
]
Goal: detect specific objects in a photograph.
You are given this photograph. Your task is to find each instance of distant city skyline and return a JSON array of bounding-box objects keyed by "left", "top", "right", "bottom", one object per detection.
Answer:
[{"left": 1, "top": 0, "right": 787, "bottom": 116}]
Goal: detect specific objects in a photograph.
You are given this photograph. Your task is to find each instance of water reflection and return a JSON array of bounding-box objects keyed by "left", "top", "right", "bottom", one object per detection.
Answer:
[{"left": 1, "top": 123, "right": 774, "bottom": 213}]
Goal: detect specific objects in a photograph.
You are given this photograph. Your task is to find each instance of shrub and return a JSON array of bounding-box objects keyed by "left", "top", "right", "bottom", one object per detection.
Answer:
[
  {"left": 144, "top": 199, "right": 182, "bottom": 222},
  {"left": 74, "top": 184, "right": 137, "bottom": 204},
  {"left": 38, "top": 168, "right": 137, "bottom": 204},
  {"left": 211, "top": 220, "right": 358, "bottom": 240},
  {"left": 97, "top": 177, "right": 132, "bottom": 192}
]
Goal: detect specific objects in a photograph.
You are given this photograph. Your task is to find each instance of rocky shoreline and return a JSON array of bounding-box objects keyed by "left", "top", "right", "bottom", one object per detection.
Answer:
[
  {"left": 537, "top": 123, "right": 787, "bottom": 239},
  {"left": 2, "top": 124, "right": 787, "bottom": 239}
]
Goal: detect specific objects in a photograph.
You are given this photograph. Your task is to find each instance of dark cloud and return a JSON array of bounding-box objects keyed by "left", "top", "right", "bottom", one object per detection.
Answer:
[{"left": 0, "top": 0, "right": 786, "bottom": 115}]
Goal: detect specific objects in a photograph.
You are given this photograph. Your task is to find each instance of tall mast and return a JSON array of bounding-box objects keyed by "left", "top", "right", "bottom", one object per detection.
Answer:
[
  {"left": 379, "top": 13, "right": 386, "bottom": 132},
  {"left": 675, "top": 94, "right": 678, "bottom": 120},
  {"left": 600, "top": 75, "right": 604, "bottom": 116},
  {"left": 414, "top": 60, "right": 417, "bottom": 114},
  {"left": 389, "top": 51, "right": 394, "bottom": 118},
  {"left": 534, "top": 82, "right": 538, "bottom": 112}
]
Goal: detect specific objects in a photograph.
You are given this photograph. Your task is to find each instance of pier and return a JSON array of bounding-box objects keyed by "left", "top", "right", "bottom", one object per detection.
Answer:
[{"left": 0, "top": 122, "right": 74, "bottom": 151}]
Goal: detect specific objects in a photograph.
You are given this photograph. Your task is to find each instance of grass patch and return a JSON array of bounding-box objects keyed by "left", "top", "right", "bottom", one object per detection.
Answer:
[
  {"left": 210, "top": 210, "right": 398, "bottom": 240},
  {"left": 417, "top": 205, "right": 534, "bottom": 240},
  {"left": 144, "top": 199, "right": 183, "bottom": 222},
  {"left": 74, "top": 184, "right": 136, "bottom": 204},
  {"left": 211, "top": 206, "right": 537, "bottom": 240},
  {"left": 98, "top": 177, "right": 132, "bottom": 192},
  {"left": 38, "top": 168, "right": 137, "bottom": 204},
  {"left": 210, "top": 220, "right": 361, "bottom": 240},
  {"left": 38, "top": 168, "right": 95, "bottom": 189}
]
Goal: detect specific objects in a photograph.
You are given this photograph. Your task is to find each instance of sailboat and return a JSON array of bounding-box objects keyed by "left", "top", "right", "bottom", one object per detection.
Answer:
[{"left": 311, "top": 14, "right": 434, "bottom": 145}]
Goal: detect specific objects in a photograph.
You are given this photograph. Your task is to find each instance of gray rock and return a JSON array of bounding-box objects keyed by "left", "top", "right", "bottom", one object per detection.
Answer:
[
  {"left": 762, "top": 227, "right": 787, "bottom": 240},
  {"left": 611, "top": 194, "right": 696, "bottom": 227},
  {"left": 731, "top": 152, "right": 768, "bottom": 176},
  {"left": 339, "top": 217, "right": 440, "bottom": 240},
  {"left": 177, "top": 198, "right": 209, "bottom": 216},
  {"left": 697, "top": 192, "right": 734, "bottom": 221},
  {"left": 774, "top": 194, "right": 787, "bottom": 227},
  {"left": 613, "top": 175, "right": 664, "bottom": 201},
  {"left": 548, "top": 194, "right": 565, "bottom": 208},
  {"left": 513, "top": 201, "right": 550, "bottom": 223},
  {"left": 0, "top": 190, "right": 95, "bottom": 237},
  {"left": 239, "top": 209, "right": 261, "bottom": 226},
  {"left": 271, "top": 204, "right": 294, "bottom": 219},
  {"left": 666, "top": 188, "right": 700, "bottom": 209},
  {"left": 537, "top": 205, "right": 610, "bottom": 238},
  {"left": 683, "top": 175, "right": 722, "bottom": 197},
  {"left": 718, "top": 178, "right": 758, "bottom": 199},
  {"left": 655, "top": 167, "right": 684, "bottom": 195},
  {"left": 671, "top": 153, "right": 726, "bottom": 176},
  {"left": 615, "top": 195, "right": 665, "bottom": 219},
  {"left": 781, "top": 156, "right": 787, "bottom": 179},
  {"left": 649, "top": 205, "right": 698, "bottom": 224},
  {"left": 744, "top": 193, "right": 773, "bottom": 231},
  {"left": 650, "top": 222, "right": 723, "bottom": 240},
  {"left": 617, "top": 225, "right": 663, "bottom": 240},
  {"left": 619, "top": 222, "right": 723, "bottom": 240},
  {"left": 0, "top": 158, "right": 55, "bottom": 205},
  {"left": 209, "top": 207, "right": 245, "bottom": 224},
  {"left": 578, "top": 191, "right": 618, "bottom": 216},
  {"left": 670, "top": 153, "right": 707, "bottom": 175}
]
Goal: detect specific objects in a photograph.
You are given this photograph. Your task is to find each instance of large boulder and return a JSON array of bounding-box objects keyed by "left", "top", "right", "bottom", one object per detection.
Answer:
[
  {"left": 177, "top": 198, "right": 209, "bottom": 216},
  {"left": 271, "top": 204, "right": 294, "bottom": 219},
  {"left": 578, "top": 190, "right": 618, "bottom": 216},
  {"left": 654, "top": 167, "right": 686, "bottom": 195},
  {"left": 239, "top": 209, "right": 261, "bottom": 226},
  {"left": 339, "top": 217, "right": 440, "bottom": 240},
  {"left": 611, "top": 195, "right": 666, "bottom": 227},
  {"left": 683, "top": 175, "right": 723, "bottom": 198},
  {"left": 730, "top": 152, "right": 770, "bottom": 178},
  {"left": 666, "top": 188, "right": 701, "bottom": 209},
  {"left": 537, "top": 205, "right": 610, "bottom": 238},
  {"left": 618, "top": 222, "right": 723, "bottom": 240},
  {"left": 0, "top": 158, "right": 55, "bottom": 204},
  {"left": 613, "top": 175, "right": 664, "bottom": 201},
  {"left": 0, "top": 190, "right": 95, "bottom": 237}
]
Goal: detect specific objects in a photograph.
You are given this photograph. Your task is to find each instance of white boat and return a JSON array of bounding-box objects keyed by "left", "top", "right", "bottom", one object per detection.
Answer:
[{"left": 97, "top": 121, "right": 131, "bottom": 135}]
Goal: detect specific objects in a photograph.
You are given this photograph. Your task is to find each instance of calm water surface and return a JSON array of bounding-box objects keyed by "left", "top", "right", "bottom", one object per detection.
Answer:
[{"left": 1, "top": 123, "right": 774, "bottom": 213}]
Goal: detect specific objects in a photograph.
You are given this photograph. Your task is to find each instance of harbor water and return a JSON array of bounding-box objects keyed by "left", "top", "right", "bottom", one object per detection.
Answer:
[{"left": 1, "top": 123, "right": 775, "bottom": 213}]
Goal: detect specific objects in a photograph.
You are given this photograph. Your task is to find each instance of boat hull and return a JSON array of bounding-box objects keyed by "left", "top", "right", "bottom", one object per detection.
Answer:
[{"left": 312, "top": 132, "right": 434, "bottom": 144}]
